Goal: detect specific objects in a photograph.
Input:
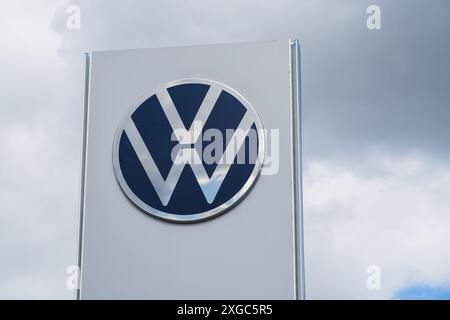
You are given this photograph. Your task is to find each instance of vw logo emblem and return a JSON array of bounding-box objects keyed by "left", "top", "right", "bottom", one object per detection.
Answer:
[{"left": 113, "top": 79, "right": 265, "bottom": 222}]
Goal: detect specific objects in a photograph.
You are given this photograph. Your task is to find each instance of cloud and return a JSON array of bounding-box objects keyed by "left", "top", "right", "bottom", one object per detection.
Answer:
[
  {"left": 0, "top": 1, "right": 81, "bottom": 299},
  {"left": 304, "top": 150, "right": 450, "bottom": 299}
]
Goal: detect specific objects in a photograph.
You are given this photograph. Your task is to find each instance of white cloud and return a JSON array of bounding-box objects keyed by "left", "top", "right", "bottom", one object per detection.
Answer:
[
  {"left": 304, "top": 151, "right": 450, "bottom": 299},
  {"left": 0, "top": 1, "right": 81, "bottom": 299}
]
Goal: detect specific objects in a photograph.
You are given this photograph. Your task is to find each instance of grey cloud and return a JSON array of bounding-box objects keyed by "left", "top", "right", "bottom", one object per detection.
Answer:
[{"left": 52, "top": 0, "right": 450, "bottom": 161}]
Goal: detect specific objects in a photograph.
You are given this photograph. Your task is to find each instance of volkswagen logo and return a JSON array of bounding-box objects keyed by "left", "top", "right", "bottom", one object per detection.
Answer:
[{"left": 113, "top": 79, "right": 265, "bottom": 222}]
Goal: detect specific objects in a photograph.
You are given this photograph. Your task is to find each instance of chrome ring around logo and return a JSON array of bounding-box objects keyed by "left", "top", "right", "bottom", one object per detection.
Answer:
[{"left": 112, "top": 78, "right": 265, "bottom": 223}]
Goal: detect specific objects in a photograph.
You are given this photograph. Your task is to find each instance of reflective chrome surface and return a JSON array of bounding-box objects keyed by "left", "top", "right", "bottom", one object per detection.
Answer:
[
  {"left": 76, "top": 52, "right": 91, "bottom": 300},
  {"left": 290, "top": 39, "right": 306, "bottom": 300}
]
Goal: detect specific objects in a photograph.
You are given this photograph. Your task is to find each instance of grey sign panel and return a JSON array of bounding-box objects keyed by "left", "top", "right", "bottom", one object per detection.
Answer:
[{"left": 78, "top": 40, "right": 303, "bottom": 299}]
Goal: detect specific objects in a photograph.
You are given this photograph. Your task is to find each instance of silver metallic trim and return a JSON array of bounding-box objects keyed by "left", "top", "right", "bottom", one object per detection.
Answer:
[
  {"left": 76, "top": 52, "right": 91, "bottom": 300},
  {"left": 112, "top": 78, "right": 265, "bottom": 223},
  {"left": 290, "top": 39, "right": 306, "bottom": 300}
]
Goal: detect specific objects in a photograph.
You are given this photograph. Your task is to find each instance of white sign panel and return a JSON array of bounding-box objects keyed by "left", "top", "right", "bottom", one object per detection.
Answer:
[{"left": 78, "top": 40, "right": 304, "bottom": 299}]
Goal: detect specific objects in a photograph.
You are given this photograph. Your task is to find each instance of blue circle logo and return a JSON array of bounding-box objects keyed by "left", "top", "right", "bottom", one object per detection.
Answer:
[{"left": 113, "top": 79, "right": 265, "bottom": 222}]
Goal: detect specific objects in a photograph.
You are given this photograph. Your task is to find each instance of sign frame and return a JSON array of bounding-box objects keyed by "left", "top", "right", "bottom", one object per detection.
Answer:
[{"left": 77, "top": 40, "right": 305, "bottom": 300}]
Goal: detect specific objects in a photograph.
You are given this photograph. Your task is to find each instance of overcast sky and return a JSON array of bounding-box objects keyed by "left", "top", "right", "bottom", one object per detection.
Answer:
[{"left": 1, "top": 0, "right": 450, "bottom": 299}]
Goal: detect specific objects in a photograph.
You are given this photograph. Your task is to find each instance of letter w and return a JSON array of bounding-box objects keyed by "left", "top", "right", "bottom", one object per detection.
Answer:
[{"left": 123, "top": 86, "right": 254, "bottom": 206}]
